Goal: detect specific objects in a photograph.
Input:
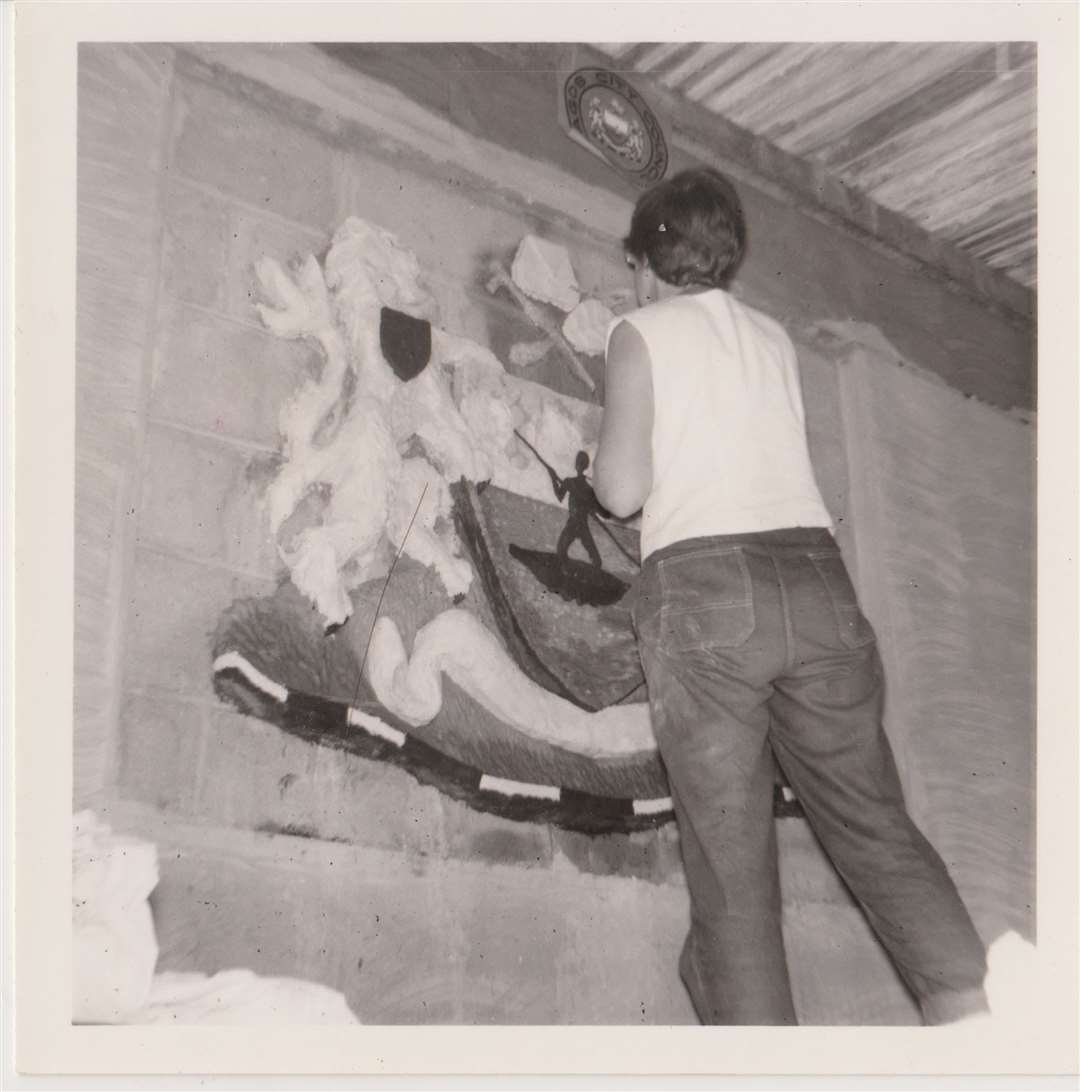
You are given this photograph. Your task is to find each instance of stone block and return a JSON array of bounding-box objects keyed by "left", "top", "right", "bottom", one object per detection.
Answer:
[
  {"left": 197, "top": 707, "right": 447, "bottom": 857},
  {"left": 449, "top": 872, "right": 563, "bottom": 1024},
  {"left": 78, "top": 159, "right": 162, "bottom": 288},
  {"left": 224, "top": 208, "right": 329, "bottom": 326},
  {"left": 75, "top": 443, "right": 127, "bottom": 554},
  {"left": 74, "top": 450, "right": 127, "bottom": 806},
  {"left": 74, "top": 709, "right": 117, "bottom": 808},
  {"left": 77, "top": 272, "right": 152, "bottom": 413},
  {"left": 77, "top": 164, "right": 156, "bottom": 454},
  {"left": 192, "top": 706, "right": 319, "bottom": 831},
  {"left": 634, "top": 886, "right": 700, "bottom": 1025},
  {"left": 553, "top": 874, "right": 696, "bottom": 1024},
  {"left": 74, "top": 452, "right": 125, "bottom": 661},
  {"left": 783, "top": 901, "right": 920, "bottom": 1025},
  {"left": 123, "top": 547, "right": 277, "bottom": 700},
  {"left": 139, "top": 423, "right": 284, "bottom": 579},
  {"left": 553, "top": 827, "right": 669, "bottom": 884},
  {"left": 74, "top": 672, "right": 115, "bottom": 726},
  {"left": 74, "top": 674, "right": 121, "bottom": 800},
  {"left": 150, "top": 848, "right": 321, "bottom": 985},
  {"left": 553, "top": 881, "right": 649, "bottom": 1023},
  {"left": 442, "top": 796, "right": 553, "bottom": 870},
  {"left": 333, "top": 869, "right": 459, "bottom": 1024},
  {"left": 150, "top": 300, "right": 310, "bottom": 447},
  {"left": 333, "top": 148, "right": 529, "bottom": 291},
  {"left": 171, "top": 73, "right": 338, "bottom": 229},
  {"left": 161, "top": 180, "right": 230, "bottom": 310},
  {"left": 116, "top": 690, "right": 207, "bottom": 814},
  {"left": 777, "top": 817, "right": 855, "bottom": 907},
  {"left": 149, "top": 829, "right": 456, "bottom": 1022},
  {"left": 76, "top": 408, "right": 141, "bottom": 500},
  {"left": 141, "top": 805, "right": 698, "bottom": 1024},
  {"left": 79, "top": 45, "right": 169, "bottom": 175}
]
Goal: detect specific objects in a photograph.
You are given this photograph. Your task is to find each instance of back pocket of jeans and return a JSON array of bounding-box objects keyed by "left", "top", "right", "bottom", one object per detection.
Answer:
[
  {"left": 808, "top": 551, "right": 876, "bottom": 649},
  {"left": 656, "top": 548, "right": 755, "bottom": 652}
]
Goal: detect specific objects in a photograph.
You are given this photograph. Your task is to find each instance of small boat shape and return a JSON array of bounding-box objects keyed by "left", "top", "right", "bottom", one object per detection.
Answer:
[
  {"left": 506, "top": 545, "right": 629, "bottom": 607},
  {"left": 450, "top": 479, "right": 645, "bottom": 712}
]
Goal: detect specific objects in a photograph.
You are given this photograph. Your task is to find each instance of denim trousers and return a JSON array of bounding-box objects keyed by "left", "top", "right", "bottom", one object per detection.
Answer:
[{"left": 632, "top": 528, "right": 989, "bottom": 1025}]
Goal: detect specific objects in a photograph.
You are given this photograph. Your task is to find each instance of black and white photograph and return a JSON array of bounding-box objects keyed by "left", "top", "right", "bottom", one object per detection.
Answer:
[{"left": 8, "top": 1, "right": 1078, "bottom": 1081}]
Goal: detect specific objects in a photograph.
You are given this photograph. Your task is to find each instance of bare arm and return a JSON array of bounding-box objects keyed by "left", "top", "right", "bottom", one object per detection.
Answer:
[{"left": 593, "top": 320, "right": 654, "bottom": 519}]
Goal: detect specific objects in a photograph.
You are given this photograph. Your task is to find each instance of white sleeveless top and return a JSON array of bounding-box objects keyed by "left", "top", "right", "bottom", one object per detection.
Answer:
[{"left": 610, "top": 289, "right": 833, "bottom": 560}]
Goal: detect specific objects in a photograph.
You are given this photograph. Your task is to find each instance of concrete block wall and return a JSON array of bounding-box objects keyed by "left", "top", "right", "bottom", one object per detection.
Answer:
[
  {"left": 835, "top": 349, "right": 1036, "bottom": 947},
  {"left": 78, "top": 43, "right": 1021, "bottom": 1026},
  {"left": 128, "top": 805, "right": 696, "bottom": 1025},
  {"left": 78, "top": 44, "right": 718, "bottom": 1024},
  {"left": 94, "top": 45, "right": 671, "bottom": 848},
  {"left": 76, "top": 45, "right": 169, "bottom": 805}
]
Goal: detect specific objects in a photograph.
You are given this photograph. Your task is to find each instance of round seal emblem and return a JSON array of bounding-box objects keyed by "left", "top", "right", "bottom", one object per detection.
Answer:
[{"left": 563, "top": 67, "right": 668, "bottom": 188}]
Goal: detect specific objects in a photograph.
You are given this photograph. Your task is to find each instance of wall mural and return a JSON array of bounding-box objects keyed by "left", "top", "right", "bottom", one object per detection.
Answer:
[{"left": 211, "top": 219, "right": 799, "bottom": 834}]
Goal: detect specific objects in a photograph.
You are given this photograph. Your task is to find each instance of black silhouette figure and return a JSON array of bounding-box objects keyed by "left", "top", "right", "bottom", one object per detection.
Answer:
[
  {"left": 551, "top": 450, "right": 603, "bottom": 569},
  {"left": 508, "top": 430, "right": 634, "bottom": 607}
]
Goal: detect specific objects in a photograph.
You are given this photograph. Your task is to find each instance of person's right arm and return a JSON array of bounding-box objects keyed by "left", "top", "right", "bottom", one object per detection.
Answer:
[{"left": 593, "top": 320, "right": 654, "bottom": 519}]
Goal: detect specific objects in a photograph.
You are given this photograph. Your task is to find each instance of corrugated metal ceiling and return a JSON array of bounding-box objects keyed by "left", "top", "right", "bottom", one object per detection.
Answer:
[{"left": 592, "top": 43, "right": 1036, "bottom": 287}]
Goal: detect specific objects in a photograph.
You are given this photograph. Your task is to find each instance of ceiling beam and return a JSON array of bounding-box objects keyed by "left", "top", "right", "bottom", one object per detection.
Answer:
[
  {"left": 820, "top": 47, "right": 1000, "bottom": 171},
  {"left": 557, "top": 42, "right": 1032, "bottom": 322}
]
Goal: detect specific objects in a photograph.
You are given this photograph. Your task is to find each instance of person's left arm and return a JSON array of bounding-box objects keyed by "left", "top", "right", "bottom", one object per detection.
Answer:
[{"left": 593, "top": 320, "right": 654, "bottom": 519}]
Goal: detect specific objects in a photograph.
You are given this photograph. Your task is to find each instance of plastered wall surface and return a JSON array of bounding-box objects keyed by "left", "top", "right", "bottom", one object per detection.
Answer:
[
  {"left": 77, "top": 44, "right": 705, "bottom": 1024},
  {"left": 837, "top": 347, "right": 1036, "bottom": 944},
  {"left": 75, "top": 44, "right": 1033, "bottom": 1026}
]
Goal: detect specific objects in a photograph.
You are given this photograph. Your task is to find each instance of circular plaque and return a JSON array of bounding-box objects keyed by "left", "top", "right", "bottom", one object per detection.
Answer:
[{"left": 564, "top": 67, "right": 669, "bottom": 187}]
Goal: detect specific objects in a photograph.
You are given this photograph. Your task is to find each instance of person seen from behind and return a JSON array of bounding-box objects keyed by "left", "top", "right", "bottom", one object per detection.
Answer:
[{"left": 593, "top": 167, "right": 989, "bottom": 1026}]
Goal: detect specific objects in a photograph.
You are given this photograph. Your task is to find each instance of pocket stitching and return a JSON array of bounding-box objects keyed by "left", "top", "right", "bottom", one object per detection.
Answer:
[
  {"left": 659, "top": 544, "right": 742, "bottom": 565},
  {"left": 658, "top": 547, "right": 750, "bottom": 613},
  {"left": 656, "top": 548, "right": 755, "bottom": 650},
  {"left": 659, "top": 600, "right": 751, "bottom": 618},
  {"left": 808, "top": 553, "right": 875, "bottom": 649}
]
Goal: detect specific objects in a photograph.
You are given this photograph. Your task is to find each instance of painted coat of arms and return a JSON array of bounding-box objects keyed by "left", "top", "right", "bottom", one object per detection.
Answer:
[{"left": 562, "top": 67, "right": 669, "bottom": 187}]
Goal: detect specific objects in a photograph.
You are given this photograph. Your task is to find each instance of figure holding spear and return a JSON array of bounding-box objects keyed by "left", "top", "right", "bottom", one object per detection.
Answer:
[{"left": 513, "top": 429, "right": 638, "bottom": 570}]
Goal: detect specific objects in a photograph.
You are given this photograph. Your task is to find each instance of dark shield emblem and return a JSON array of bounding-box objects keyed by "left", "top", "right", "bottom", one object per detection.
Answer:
[{"left": 380, "top": 306, "right": 432, "bottom": 382}]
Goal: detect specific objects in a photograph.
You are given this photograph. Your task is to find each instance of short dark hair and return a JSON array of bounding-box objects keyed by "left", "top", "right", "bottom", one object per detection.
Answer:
[{"left": 623, "top": 168, "right": 747, "bottom": 288}]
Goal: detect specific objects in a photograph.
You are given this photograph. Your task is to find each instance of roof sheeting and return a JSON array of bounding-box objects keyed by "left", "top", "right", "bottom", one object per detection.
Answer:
[{"left": 592, "top": 42, "right": 1036, "bottom": 287}]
